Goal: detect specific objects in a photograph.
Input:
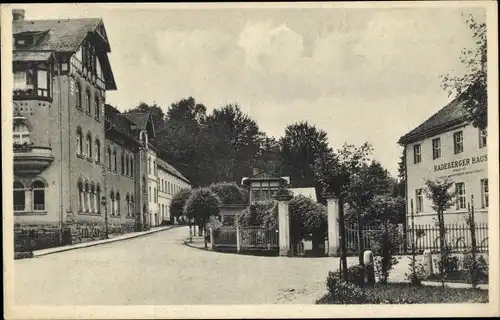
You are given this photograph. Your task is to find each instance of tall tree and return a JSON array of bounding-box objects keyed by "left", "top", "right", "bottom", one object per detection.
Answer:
[
  {"left": 279, "top": 122, "right": 331, "bottom": 201},
  {"left": 441, "top": 13, "right": 487, "bottom": 130},
  {"left": 204, "top": 104, "right": 261, "bottom": 183}
]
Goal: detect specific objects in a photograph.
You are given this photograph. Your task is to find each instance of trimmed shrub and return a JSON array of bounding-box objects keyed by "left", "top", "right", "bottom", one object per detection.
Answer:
[
  {"left": 326, "top": 271, "right": 367, "bottom": 304},
  {"left": 209, "top": 182, "right": 248, "bottom": 205},
  {"left": 236, "top": 200, "right": 277, "bottom": 229},
  {"left": 185, "top": 188, "right": 221, "bottom": 224}
]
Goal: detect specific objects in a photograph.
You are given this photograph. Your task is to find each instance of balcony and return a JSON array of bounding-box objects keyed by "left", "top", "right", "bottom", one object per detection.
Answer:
[
  {"left": 13, "top": 143, "right": 54, "bottom": 176},
  {"left": 13, "top": 88, "right": 52, "bottom": 102}
]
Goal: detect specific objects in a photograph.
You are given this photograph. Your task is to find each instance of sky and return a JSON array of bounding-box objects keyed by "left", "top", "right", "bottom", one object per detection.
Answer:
[{"left": 16, "top": 3, "right": 486, "bottom": 177}]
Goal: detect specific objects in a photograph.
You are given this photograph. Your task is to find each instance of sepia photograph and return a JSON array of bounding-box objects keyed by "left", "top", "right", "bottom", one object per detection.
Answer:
[{"left": 1, "top": 2, "right": 498, "bottom": 319}]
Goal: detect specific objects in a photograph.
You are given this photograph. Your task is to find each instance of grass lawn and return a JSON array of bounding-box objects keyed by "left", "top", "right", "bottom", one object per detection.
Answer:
[
  {"left": 425, "top": 270, "right": 488, "bottom": 284},
  {"left": 316, "top": 283, "right": 489, "bottom": 304}
]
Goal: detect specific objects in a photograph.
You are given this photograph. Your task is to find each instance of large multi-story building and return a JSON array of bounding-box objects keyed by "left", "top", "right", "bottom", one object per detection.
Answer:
[
  {"left": 399, "top": 89, "right": 488, "bottom": 226},
  {"left": 11, "top": 9, "right": 190, "bottom": 251}
]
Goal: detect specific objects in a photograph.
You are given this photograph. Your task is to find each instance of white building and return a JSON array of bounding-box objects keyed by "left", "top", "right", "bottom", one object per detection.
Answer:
[
  {"left": 157, "top": 158, "right": 191, "bottom": 223},
  {"left": 399, "top": 91, "right": 488, "bottom": 226}
]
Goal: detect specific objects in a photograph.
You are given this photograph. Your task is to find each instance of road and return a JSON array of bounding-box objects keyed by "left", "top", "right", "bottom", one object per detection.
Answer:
[{"left": 14, "top": 226, "right": 340, "bottom": 305}]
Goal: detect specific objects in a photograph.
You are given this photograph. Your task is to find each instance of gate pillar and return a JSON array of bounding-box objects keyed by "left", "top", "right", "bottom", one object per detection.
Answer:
[
  {"left": 326, "top": 196, "right": 340, "bottom": 257},
  {"left": 276, "top": 196, "right": 292, "bottom": 256}
]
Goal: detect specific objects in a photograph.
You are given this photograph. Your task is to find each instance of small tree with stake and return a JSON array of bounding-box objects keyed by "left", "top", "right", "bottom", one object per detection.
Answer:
[{"left": 424, "top": 178, "right": 455, "bottom": 287}]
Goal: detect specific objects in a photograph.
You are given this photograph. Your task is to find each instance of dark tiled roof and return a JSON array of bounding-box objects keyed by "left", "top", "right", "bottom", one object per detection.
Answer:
[
  {"left": 13, "top": 51, "right": 52, "bottom": 61},
  {"left": 122, "top": 112, "right": 150, "bottom": 130},
  {"left": 13, "top": 18, "right": 102, "bottom": 52},
  {"left": 398, "top": 94, "right": 469, "bottom": 144},
  {"left": 156, "top": 157, "right": 190, "bottom": 184}
]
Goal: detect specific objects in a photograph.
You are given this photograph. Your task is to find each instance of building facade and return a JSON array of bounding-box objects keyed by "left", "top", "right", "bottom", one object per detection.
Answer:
[
  {"left": 157, "top": 158, "right": 191, "bottom": 224},
  {"left": 399, "top": 90, "right": 488, "bottom": 226},
  {"left": 12, "top": 10, "right": 189, "bottom": 251}
]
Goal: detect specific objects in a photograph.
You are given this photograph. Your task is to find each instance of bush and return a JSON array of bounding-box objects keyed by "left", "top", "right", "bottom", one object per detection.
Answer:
[
  {"left": 236, "top": 200, "right": 277, "bottom": 229},
  {"left": 436, "top": 245, "right": 460, "bottom": 276},
  {"left": 371, "top": 224, "right": 400, "bottom": 284},
  {"left": 209, "top": 182, "right": 248, "bottom": 205},
  {"left": 169, "top": 189, "right": 192, "bottom": 220},
  {"left": 328, "top": 265, "right": 365, "bottom": 287},
  {"left": 461, "top": 250, "right": 488, "bottom": 288},
  {"left": 185, "top": 188, "right": 221, "bottom": 224},
  {"left": 326, "top": 271, "right": 367, "bottom": 304},
  {"left": 404, "top": 261, "right": 427, "bottom": 286}
]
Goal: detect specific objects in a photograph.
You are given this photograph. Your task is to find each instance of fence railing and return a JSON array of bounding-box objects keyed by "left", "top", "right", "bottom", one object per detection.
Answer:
[
  {"left": 344, "top": 223, "right": 488, "bottom": 255},
  {"left": 211, "top": 225, "right": 278, "bottom": 251},
  {"left": 408, "top": 223, "right": 488, "bottom": 253}
]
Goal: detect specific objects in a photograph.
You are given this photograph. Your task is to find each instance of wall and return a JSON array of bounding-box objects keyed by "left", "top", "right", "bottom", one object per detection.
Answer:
[
  {"left": 157, "top": 165, "right": 191, "bottom": 222},
  {"left": 147, "top": 149, "right": 159, "bottom": 226},
  {"left": 406, "top": 122, "right": 488, "bottom": 225}
]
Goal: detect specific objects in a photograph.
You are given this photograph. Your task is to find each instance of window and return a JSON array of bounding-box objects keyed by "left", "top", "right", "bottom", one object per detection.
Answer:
[
  {"left": 121, "top": 153, "right": 125, "bottom": 174},
  {"left": 14, "top": 181, "right": 25, "bottom": 211},
  {"left": 413, "top": 144, "right": 421, "bottom": 164},
  {"left": 479, "top": 129, "right": 487, "bottom": 148},
  {"left": 110, "top": 191, "right": 115, "bottom": 215},
  {"left": 107, "top": 147, "right": 112, "bottom": 169},
  {"left": 154, "top": 188, "right": 157, "bottom": 203},
  {"left": 95, "top": 96, "right": 100, "bottom": 120},
  {"left": 78, "top": 181, "right": 84, "bottom": 212},
  {"left": 455, "top": 182, "right": 466, "bottom": 210},
  {"left": 13, "top": 122, "right": 31, "bottom": 144},
  {"left": 126, "top": 195, "right": 130, "bottom": 216},
  {"left": 86, "top": 90, "right": 92, "bottom": 114},
  {"left": 149, "top": 186, "right": 152, "bottom": 202},
  {"left": 113, "top": 150, "right": 117, "bottom": 172},
  {"left": 32, "top": 181, "right": 46, "bottom": 211},
  {"left": 454, "top": 131, "right": 463, "bottom": 154},
  {"left": 148, "top": 157, "right": 151, "bottom": 173},
  {"left": 432, "top": 138, "right": 441, "bottom": 159},
  {"left": 130, "top": 158, "right": 134, "bottom": 178},
  {"left": 116, "top": 192, "right": 121, "bottom": 216},
  {"left": 481, "top": 179, "right": 489, "bottom": 208},
  {"left": 130, "top": 196, "right": 134, "bottom": 216},
  {"left": 153, "top": 161, "right": 156, "bottom": 174},
  {"left": 96, "top": 185, "right": 101, "bottom": 213},
  {"left": 84, "top": 182, "right": 90, "bottom": 212},
  {"left": 95, "top": 139, "right": 101, "bottom": 163},
  {"left": 415, "top": 189, "right": 423, "bottom": 213},
  {"left": 76, "top": 127, "right": 83, "bottom": 155},
  {"left": 142, "top": 176, "right": 146, "bottom": 194},
  {"left": 90, "top": 183, "right": 95, "bottom": 213},
  {"left": 37, "top": 68, "right": 48, "bottom": 96},
  {"left": 13, "top": 65, "right": 51, "bottom": 98},
  {"left": 125, "top": 157, "right": 129, "bottom": 176},
  {"left": 86, "top": 134, "right": 92, "bottom": 158},
  {"left": 76, "top": 83, "right": 82, "bottom": 109}
]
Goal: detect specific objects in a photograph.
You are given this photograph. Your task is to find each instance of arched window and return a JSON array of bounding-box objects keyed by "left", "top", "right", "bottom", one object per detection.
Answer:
[
  {"left": 96, "top": 184, "right": 101, "bottom": 213},
  {"left": 149, "top": 186, "right": 152, "bottom": 202},
  {"left": 121, "top": 153, "right": 125, "bottom": 174},
  {"left": 86, "top": 90, "right": 92, "bottom": 114},
  {"left": 94, "top": 95, "right": 100, "bottom": 119},
  {"left": 113, "top": 150, "right": 117, "bottom": 172},
  {"left": 90, "top": 183, "right": 96, "bottom": 213},
  {"left": 84, "top": 182, "right": 90, "bottom": 212},
  {"left": 76, "top": 127, "right": 83, "bottom": 155},
  {"left": 86, "top": 133, "right": 92, "bottom": 158},
  {"left": 110, "top": 191, "right": 115, "bottom": 216},
  {"left": 130, "top": 158, "right": 134, "bottom": 178},
  {"left": 154, "top": 187, "right": 157, "bottom": 203},
  {"left": 14, "top": 181, "right": 25, "bottom": 211},
  {"left": 130, "top": 196, "right": 134, "bottom": 216},
  {"left": 125, "top": 157, "right": 129, "bottom": 176},
  {"left": 107, "top": 147, "right": 112, "bottom": 169},
  {"left": 13, "top": 122, "right": 31, "bottom": 144},
  {"left": 78, "top": 180, "right": 84, "bottom": 212},
  {"left": 95, "top": 139, "right": 101, "bottom": 163},
  {"left": 116, "top": 192, "right": 121, "bottom": 216},
  {"left": 126, "top": 194, "right": 130, "bottom": 216},
  {"left": 75, "top": 82, "right": 82, "bottom": 109},
  {"left": 148, "top": 157, "right": 151, "bottom": 173},
  {"left": 153, "top": 161, "right": 156, "bottom": 174},
  {"left": 32, "top": 180, "right": 46, "bottom": 211}
]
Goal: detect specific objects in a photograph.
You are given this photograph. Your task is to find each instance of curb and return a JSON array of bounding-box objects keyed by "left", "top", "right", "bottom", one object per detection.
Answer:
[{"left": 32, "top": 225, "right": 183, "bottom": 258}]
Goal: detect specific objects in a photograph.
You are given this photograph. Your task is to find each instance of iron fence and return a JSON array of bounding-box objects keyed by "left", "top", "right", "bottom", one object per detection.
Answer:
[
  {"left": 240, "top": 226, "right": 279, "bottom": 250},
  {"left": 213, "top": 226, "right": 237, "bottom": 248}
]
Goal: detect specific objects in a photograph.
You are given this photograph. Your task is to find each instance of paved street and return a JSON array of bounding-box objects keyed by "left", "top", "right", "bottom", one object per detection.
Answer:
[{"left": 15, "top": 227, "right": 336, "bottom": 305}]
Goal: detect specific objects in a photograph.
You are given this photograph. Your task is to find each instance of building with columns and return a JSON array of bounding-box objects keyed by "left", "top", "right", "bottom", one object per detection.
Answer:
[
  {"left": 398, "top": 88, "right": 488, "bottom": 226},
  {"left": 11, "top": 9, "right": 189, "bottom": 251}
]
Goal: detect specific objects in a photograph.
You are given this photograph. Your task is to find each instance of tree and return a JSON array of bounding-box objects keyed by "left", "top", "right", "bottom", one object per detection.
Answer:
[
  {"left": 424, "top": 178, "right": 455, "bottom": 286},
  {"left": 441, "top": 13, "right": 487, "bottom": 130},
  {"left": 279, "top": 122, "right": 331, "bottom": 200},
  {"left": 313, "top": 142, "right": 373, "bottom": 281},
  {"left": 185, "top": 188, "right": 221, "bottom": 237},
  {"left": 204, "top": 104, "right": 261, "bottom": 183},
  {"left": 236, "top": 200, "right": 278, "bottom": 230},
  {"left": 209, "top": 182, "right": 248, "bottom": 205},
  {"left": 169, "top": 188, "right": 192, "bottom": 222}
]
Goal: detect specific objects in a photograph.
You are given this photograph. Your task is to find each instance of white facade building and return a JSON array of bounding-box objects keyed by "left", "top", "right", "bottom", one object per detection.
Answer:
[
  {"left": 157, "top": 158, "right": 191, "bottom": 223},
  {"left": 399, "top": 91, "right": 488, "bottom": 226}
]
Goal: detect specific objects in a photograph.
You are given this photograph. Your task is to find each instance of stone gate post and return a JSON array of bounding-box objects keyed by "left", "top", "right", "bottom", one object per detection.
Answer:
[
  {"left": 277, "top": 200, "right": 290, "bottom": 256},
  {"left": 326, "top": 195, "right": 340, "bottom": 257}
]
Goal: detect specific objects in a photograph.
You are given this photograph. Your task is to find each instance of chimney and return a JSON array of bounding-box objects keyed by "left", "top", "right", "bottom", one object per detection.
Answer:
[{"left": 13, "top": 9, "right": 25, "bottom": 22}]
